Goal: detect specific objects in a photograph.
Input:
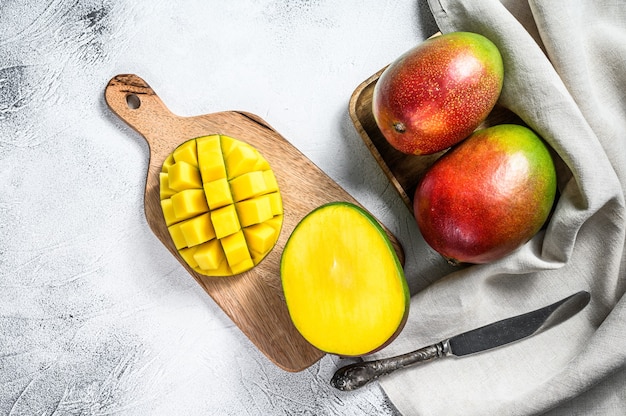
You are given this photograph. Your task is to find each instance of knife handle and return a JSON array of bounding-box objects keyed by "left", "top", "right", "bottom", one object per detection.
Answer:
[{"left": 331, "top": 341, "right": 448, "bottom": 391}]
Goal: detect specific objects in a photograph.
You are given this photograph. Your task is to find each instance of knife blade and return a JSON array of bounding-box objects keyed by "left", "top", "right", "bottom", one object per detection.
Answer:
[{"left": 331, "top": 290, "right": 590, "bottom": 391}]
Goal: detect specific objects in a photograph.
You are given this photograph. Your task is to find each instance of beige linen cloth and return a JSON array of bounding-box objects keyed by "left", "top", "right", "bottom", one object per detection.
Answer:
[{"left": 375, "top": 1, "right": 626, "bottom": 415}]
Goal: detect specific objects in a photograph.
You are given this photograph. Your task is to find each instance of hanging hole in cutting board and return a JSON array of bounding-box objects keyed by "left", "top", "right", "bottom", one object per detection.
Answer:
[{"left": 126, "top": 93, "right": 141, "bottom": 109}]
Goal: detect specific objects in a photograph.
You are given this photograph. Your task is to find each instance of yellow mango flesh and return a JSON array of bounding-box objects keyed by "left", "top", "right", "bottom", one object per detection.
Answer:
[
  {"left": 160, "top": 134, "right": 283, "bottom": 276},
  {"left": 281, "top": 202, "right": 409, "bottom": 356}
]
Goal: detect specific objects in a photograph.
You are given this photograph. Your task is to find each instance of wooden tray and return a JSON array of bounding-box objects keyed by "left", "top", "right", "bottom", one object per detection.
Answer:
[
  {"left": 349, "top": 68, "right": 522, "bottom": 211},
  {"left": 104, "top": 74, "right": 405, "bottom": 372}
]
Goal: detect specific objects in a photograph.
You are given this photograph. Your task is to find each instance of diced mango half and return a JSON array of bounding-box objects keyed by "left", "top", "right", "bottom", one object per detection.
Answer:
[{"left": 159, "top": 134, "right": 283, "bottom": 276}]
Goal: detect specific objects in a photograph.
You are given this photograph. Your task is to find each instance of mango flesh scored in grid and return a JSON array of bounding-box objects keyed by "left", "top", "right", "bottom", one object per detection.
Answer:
[{"left": 159, "top": 134, "right": 283, "bottom": 276}]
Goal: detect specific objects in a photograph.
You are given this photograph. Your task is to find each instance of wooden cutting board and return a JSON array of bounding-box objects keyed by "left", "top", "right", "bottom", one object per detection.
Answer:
[
  {"left": 349, "top": 68, "right": 523, "bottom": 211},
  {"left": 104, "top": 74, "right": 405, "bottom": 372}
]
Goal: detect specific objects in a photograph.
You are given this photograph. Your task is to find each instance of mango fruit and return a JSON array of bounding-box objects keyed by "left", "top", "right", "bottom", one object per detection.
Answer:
[
  {"left": 414, "top": 124, "right": 557, "bottom": 264},
  {"left": 160, "top": 134, "right": 283, "bottom": 276},
  {"left": 281, "top": 202, "right": 409, "bottom": 356},
  {"left": 372, "top": 32, "right": 504, "bottom": 155}
]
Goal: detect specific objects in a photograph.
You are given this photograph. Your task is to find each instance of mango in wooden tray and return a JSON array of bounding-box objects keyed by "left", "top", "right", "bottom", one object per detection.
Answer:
[{"left": 159, "top": 134, "right": 283, "bottom": 276}]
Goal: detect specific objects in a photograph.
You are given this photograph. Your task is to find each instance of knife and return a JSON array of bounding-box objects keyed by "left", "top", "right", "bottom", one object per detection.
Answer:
[{"left": 331, "top": 290, "right": 590, "bottom": 391}]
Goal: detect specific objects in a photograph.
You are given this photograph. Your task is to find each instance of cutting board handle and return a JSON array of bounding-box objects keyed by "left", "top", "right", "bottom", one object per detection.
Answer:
[{"left": 105, "top": 74, "right": 177, "bottom": 141}]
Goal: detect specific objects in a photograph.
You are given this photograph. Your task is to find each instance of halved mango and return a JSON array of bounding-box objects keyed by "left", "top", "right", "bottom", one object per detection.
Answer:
[
  {"left": 280, "top": 202, "right": 409, "bottom": 356},
  {"left": 160, "top": 134, "right": 283, "bottom": 276}
]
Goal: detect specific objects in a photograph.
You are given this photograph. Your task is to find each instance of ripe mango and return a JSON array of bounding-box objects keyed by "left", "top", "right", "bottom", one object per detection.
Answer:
[
  {"left": 372, "top": 32, "right": 504, "bottom": 155},
  {"left": 414, "top": 124, "right": 556, "bottom": 264}
]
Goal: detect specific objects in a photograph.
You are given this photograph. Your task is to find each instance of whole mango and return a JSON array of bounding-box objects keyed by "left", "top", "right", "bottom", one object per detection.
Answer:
[
  {"left": 372, "top": 32, "right": 504, "bottom": 155},
  {"left": 414, "top": 124, "right": 557, "bottom": 264}
]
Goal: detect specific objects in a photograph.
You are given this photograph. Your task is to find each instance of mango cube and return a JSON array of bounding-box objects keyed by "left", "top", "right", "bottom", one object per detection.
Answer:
[
  {"left": 179, "top": 213, "right": 216, "bottom": 247},
  {"left": 193, "top": 239, "right": 225, "bottom": 271},
  {"left": 268, "top": 192, "right": 283, "bottom": 216},
  {"left": 160, "top": 198, "right": 177, "bottom": 226},
  {"left": 196, "top": 134, "right": 221, "bottom": 152},
  {"left": 167, "top": 222, "right": 187, "bottom": 249},
  {"left": 229, "top": 258, "right": 255, "bottom": 275},
  {"left": 220, "top": 231, "right": 251, "bottom": 267},
  {"left": 236, "top": 195, "right": 273, "bottom": 227},
  {"left": 168, "top": 161, "right": 202, "bottom": 191},
  {"left": 197, "top": 135, "right": 227, "bottom": 183},
  {"left": 162, "top": 154, "right": 175, "bottom": 172},
  {"left": 225, "top": 142, "right": 258, "bottom": 179},
  {"left": 229, "top": 171, "right": 267, "bottom": 202},
  {"left": 219, "top": 135, "right": 238, "bottom": 157},
  {"left": 254, "top": 153, "right": 271, "bottom": 171},
  {"left": 265, "top": 215, "right": 283, "bottom": 233},
  {"left": 263, "top": 170, "right": 279, "bottom": 192},
  {"left": 173, "top": 139, "right": 198, "bottom": 167},
  {"left": 159, "top": 134, "right": 283, "bottom": 276},
  {"left": 250, "top": 249, "right": 267, "bottom": 266},
  {"left": 211, "top": 204, "right": 241, "bottom": 239},
  {"left": 179, "top": 246, "right": 199, "bottom": 269},
  {"left": 243, "top": 223, "right": 278, "bottom": 255},
  {"left": 204, "top": 178, "right": 233, "bottom": 209},
  {"left": 160, "top": 172, "right": 176, "bottom": 199},
  {"left": 171, "top": 189, "right": 209, "bottom": 221}
]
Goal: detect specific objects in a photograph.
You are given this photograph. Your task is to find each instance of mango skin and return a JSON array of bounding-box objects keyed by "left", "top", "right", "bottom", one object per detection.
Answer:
[
  {"left": 372, "top": 32, "right": 504, "bottom": 155},
  {"left": 413, "top": 124, "right": 557, "bottom": 264}
]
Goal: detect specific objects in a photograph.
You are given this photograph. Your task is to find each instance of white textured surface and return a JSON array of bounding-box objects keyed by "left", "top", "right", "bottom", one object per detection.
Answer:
[{"left": 0, "top": 1, "right": 442, "bottom": 414}]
